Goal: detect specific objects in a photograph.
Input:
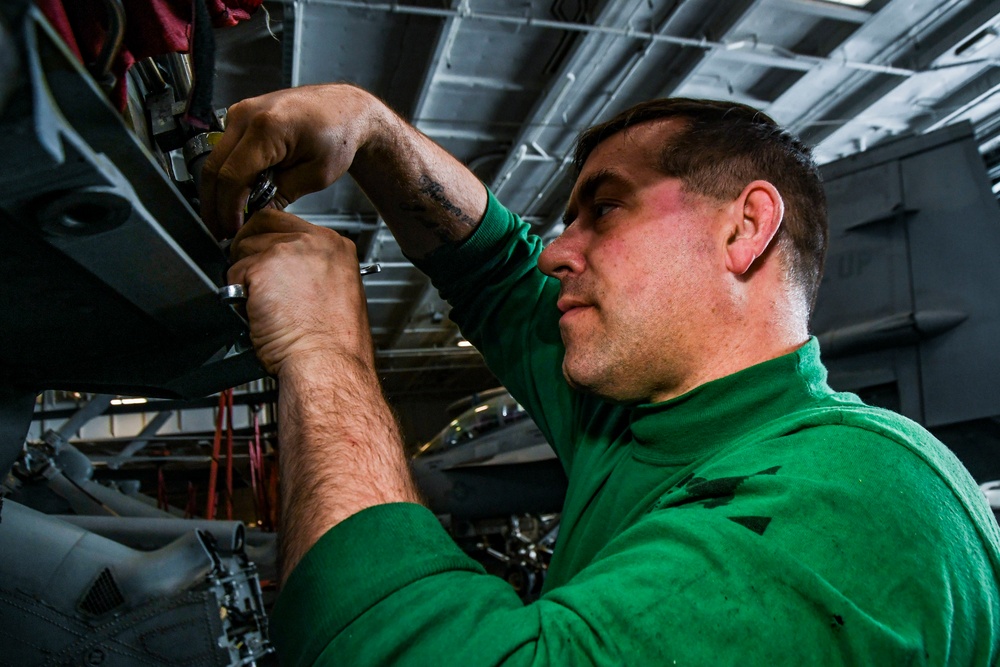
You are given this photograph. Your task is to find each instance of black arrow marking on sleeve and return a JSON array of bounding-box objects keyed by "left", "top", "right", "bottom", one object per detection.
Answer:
[
  {"left": 683, "top": 466, "right": 781, "bottom": 509},
  {"left": 727, "top": 515, "right": 773, "bottom": 536}
]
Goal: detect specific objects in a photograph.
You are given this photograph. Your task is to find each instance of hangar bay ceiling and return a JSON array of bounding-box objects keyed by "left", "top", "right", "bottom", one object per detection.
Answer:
[{"left": 209, "top": 0, "right": 1000, "bottom": 401}]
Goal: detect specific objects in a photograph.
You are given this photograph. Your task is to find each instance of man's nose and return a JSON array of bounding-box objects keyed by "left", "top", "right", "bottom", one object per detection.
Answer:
[{"left": 538, "top": 230, "right": 584, "bottom": 279}]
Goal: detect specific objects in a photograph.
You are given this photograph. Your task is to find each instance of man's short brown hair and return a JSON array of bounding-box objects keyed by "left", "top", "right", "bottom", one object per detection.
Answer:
[{"left": 575, "top": 98, "right": 828, "bottom": 312}]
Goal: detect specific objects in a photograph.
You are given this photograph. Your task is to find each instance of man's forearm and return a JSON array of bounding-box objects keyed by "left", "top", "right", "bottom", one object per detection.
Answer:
[
  {"left": 350, "top": 103, "right": 488, "bottom": 259},
  {"left": 276, "top": 352, "right": 422, "bottom": 585},
  {"left": 201, "top": 84, "right": 487, "bottom": 244}
]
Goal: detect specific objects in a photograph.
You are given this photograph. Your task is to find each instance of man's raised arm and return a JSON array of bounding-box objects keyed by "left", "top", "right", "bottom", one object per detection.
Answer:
[
  {"left": 202, "top": 84, "right": 492, "bottom": 584},
  {"left": 200, "top": 83, "right": 487, "bottom": 256}
]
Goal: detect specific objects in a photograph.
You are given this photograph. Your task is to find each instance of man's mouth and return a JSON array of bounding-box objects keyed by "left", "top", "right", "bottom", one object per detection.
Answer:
[{"left": 556, "top": 296, "right": 590, "bottom": 314}]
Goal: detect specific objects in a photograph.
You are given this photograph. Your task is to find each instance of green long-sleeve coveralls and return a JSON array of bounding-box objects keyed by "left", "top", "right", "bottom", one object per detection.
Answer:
[{"left": 272, "top": 191, "right": 1000, "bottom": 665}]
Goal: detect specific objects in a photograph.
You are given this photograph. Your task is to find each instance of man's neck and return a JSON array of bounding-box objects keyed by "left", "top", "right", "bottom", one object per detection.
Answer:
[{"left": 649, "top": 328, "right": 810, "bottom": 404}]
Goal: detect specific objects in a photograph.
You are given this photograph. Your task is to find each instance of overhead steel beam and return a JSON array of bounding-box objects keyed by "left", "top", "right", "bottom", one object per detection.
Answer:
[
  {"left": 282, "top": 0, "right": 916, "bottom": 77},
  {"left": 770, "top": 0, "right": 873, "bottom": 24},
  {"left": 657, "top": 0, "right": 796, "bottom": 103},
  {"left": 492, "top": 0, "right": 690, "bottom": 213},
  {"left": 294, "top": 212, "right": 381, "bottom": 233},
  {"left": 370, "top": 0, "right": 467, "bottom": 349},
  {"left": 777, "top": 0, "right": 991, "bottom": 146},
  {"left": 919, "top": 66, "right": 1000, "bottom": 135},
  {"left": 378, "top": 363, "right": 488, "bottom": 373},
  {"left": 975, "top": 108, "right": 1000, "bottom": 155},
  {"left": 523, "top": 0, "right": 771, "bottom": 231},
  {"left": 376, "top": 347, "right": 483, "bottom": 359},
  {"left": 289, "top": 1, "right": 308, "bottom": 87},
  {"left": 711, "top": 43, "right": 821, "bottom": 72},
  {"left": 107, "top": 410, "right": 174, "bottom": 468},
  {"left": 420, "top": 126, "right": 509, "bottom": 142},
  {"left": 432, "top": 73, "right": 534, "bottom": 92},
  {"left": 49, "top": 394, "right": 115, "bottom": 445},
  {"left": 409, "top": 0, "right": 467, "bottom": 123},
  {"left": 374, "top": 0, "right": 664, "bottom": 357},
  {"left": 367, "top": 297, "right": 411, "bottom": 305},
  {"left": 39, "top": 395, "right": 113, "bottom": 464}
]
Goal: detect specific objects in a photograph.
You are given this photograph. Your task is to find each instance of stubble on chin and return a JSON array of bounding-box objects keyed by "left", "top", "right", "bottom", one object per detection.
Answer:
[
  {"left": 561, "top": 364, "right": 581, "bottom": 392},
  {"left": 560, "top": 343, "right": 605, "bottom": 398},
  {"left": 559, "top": 338, "right": 586, "bottom": 394}
]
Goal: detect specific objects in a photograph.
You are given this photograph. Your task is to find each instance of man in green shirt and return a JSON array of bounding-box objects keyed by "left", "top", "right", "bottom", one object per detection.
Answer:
[{"left": 202, "top": 85, "right": 1000, "bottom": 665}]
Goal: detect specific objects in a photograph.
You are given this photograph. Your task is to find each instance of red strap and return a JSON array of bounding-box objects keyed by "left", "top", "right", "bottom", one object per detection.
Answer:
[
  {"left": 249, "top": 407, "right": 273, "bottom": 530},
  {"left": 157, "top": 467, "right": 168, "bottom": 511},
  {"left": 267, "top": 454, "right": 279, "bottom": 531},
  {"left": 184, "top": 481, "right": 197, "bottom": 519},
  {"left": 248, "top": 407, "right": 261, "bottom": 524},
  {"left": 204, "top": 390, "right": 226, "bottom": 520},
  {"left": 224, "top": 389, "right": 234, "bottom": 520}
]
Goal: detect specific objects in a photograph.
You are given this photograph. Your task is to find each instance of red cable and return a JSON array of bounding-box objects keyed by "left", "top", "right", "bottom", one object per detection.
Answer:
[
  {"left": 260, "top": 435, "right": 271, "bottom": 530},
  {"left": 271, "top": 454, "right": 280, "bottom": 530},
  {"left": 185, "top": 481, "right": 197, "bottom": 519},
  {"left": 248, "top": 408, "right": 261, "bottom": 523},
  {"left": 225, "top": 389, "right": 235, "bottom": 521},
  {"left": 157, "top": 467, "right": 168, "bottom": 511},
  {"left": 251, "top": 408, "right": 272, "bottom": 530},
  {"left": 205, "top": 390, "right": 226, "bottom": 520}
]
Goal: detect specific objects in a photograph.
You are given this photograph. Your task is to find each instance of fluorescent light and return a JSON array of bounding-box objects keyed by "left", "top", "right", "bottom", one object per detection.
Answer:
[
  {"left": 821, "top": 0, "right": 870, "bottom": 6},
  {"left": 456, "top": 340, "right": 473, "bottom": 347},
  {"left": 474, "top": 405, "right": 489, "bottom": 413},
  {"left": 111, "top": 397, "right": 148, "bottom": 406}
]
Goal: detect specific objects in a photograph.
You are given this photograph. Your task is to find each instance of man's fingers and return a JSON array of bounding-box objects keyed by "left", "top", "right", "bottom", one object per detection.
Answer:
[
  {"left": 229, "top": 210, "right": 349, "bottom": 268},
  {"left": 199, "top": 109, "right": 249, "bottom": 237},
  {"left": 229, "top": 231, "right": 299, "bottom": 262},
  {"left": 201, "top": 107, "right": 289, "bottom": 237},
  {"left": 211, "top": 135, "right": 274, "bottom": 236},
  {"left": 225, "top": 254, "right": 253, "bottom": 295},
  {"left": 233, "top": 207, "right": 315, "bottom": 241},
  {"left": 269, "top": 157, "right": 343, "bottom": 209},
  {"left": 198, "top": 87, "right": 370, "bottom": 239}
]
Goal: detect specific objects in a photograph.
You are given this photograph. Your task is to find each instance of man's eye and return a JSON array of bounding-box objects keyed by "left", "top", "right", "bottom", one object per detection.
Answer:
[{"left": 594, "top": 203, "right": 616, "bottom": 217}]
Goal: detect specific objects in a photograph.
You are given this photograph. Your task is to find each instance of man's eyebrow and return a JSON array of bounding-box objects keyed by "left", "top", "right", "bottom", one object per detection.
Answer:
[{"left": 562, "top": 169, "right": 629, "bottom": 224}]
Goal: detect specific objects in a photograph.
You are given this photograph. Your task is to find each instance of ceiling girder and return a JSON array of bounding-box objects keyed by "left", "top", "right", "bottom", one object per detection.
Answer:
[
  {"left": 919, "top": 66, "right": 1000, "bottom": 135},
  {"left": 284, "top": 0, "right": 921, "bottom": 77},
  {"left": 371, "top": 0, "right": 467, "bottom": 349},
  {"left": 266, "top": 0, "right": 1000, "bottom": 406},
  {"left": 770, "top": 0, "right": 872, "bottom": 24},
  {"left": 772, "top": 0, "right": 994, "bottom": 152},
  {"left": 524, "top": 0, "right": 772, "bottom": 234},
  {"left": 492, "top": 0, "right": 752, "bottom": 230}
]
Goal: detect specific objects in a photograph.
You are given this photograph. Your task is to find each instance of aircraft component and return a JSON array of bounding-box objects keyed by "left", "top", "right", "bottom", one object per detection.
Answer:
[
  {"left": 0, "top": 500, "right": 273, "bottom": 666},
  {"left": 0, "top": 3, "right": 266, "bottom": 473},
  {"left": 451, "top": 513, "right": 560, "bottom": 602}
]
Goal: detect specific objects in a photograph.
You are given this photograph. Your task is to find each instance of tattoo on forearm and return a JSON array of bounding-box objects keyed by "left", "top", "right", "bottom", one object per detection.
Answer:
[
  {"left": 397, "top": 203, "right": 452, "bottom": 243},
  {"left": 397, "top": 175, "right": 479, "bottom": 244},
  {"left": 418, "top": 216, "right": 458, "bottom": 243},
  {"left": 418, "top": 176, "right": 476, "bottom": 226}
]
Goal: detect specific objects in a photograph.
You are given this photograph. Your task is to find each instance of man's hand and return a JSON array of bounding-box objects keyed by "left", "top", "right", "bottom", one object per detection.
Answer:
[
  {"left": 228, "top": 208, "right": 422, "bottom": 585},
  {"left": 227, "top": 209, "right": 372, "bottom": 377},
  {"left": 201, "top": 84, "right": 381, "bottom": 238},
  {"left": 198, "top": 83, "right": 487, "bottom": 256}
]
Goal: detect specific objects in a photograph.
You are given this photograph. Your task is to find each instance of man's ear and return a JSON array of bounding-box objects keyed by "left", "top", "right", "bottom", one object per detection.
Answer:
[{"left": 724, "top": 180, "right": 784, "bottom": 276}]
